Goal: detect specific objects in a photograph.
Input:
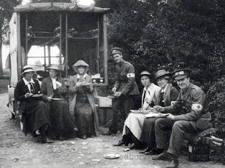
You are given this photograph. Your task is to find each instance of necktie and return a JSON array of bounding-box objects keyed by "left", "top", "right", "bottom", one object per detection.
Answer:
[
  {"left": 159, "top": 92, "right": 164, "bottom": 106},
  {"left": 143, "top": 90, "right": 146, "bottom": 105},
  {"left": 29, "top": 83, "right": 34, "bottom": 93}
]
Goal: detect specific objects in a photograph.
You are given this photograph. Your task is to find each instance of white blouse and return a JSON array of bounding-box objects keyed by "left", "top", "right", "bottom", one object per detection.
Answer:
[{"left": 142, "top": 83, "right": 161, "bottom": 110}]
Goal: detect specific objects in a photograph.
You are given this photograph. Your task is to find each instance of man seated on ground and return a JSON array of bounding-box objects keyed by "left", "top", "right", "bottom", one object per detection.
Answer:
[
  {"left": 152, "top": 68, "right": 212, "bottom": 168},
  {"left": 14, "top": 65, "right": 53, "bottom": 143}
]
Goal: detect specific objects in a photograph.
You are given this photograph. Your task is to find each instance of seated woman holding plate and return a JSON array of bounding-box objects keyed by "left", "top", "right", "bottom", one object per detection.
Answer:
[
  {"left": 14, "top": 65, "right": 53, "bottom": 143},
  {"left": 41, "top": 65, "right": 77, "bottom": 140},
  {"left": 139, "top": 69, "right": 179, "bottom": 155},
  {"left": 68, "top": 60, "right": 99, "bottom": 139},
  {"left": 113, "top": 70, "right": 161, "bottom": 149}
]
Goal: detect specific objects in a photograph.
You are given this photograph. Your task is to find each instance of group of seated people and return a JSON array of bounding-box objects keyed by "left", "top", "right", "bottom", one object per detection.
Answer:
[
  {"left": 112, "top": 68, "right": 212, "bottom": 168},
  {"left": 14, "top": 59, "right": 212, "bottom": 168},
  {"left": 14, "top": 60, "right": 99, "bottom": 143}
]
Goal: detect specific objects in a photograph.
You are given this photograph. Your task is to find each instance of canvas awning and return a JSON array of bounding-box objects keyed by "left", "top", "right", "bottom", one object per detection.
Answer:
[{"left": 14, "top": 2, "right": 111, "bottom": 14}]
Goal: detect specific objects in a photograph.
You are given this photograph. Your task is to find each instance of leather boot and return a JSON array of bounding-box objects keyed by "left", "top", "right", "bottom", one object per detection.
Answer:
[
  {"left": 139, "top": 147, "right": 151, "bottom": 154},
  {"left": 145, "top": 148, "right": 164, "bottom": 155},
  {"left": 165, "top": 155, "right": 179, "bottom": 168},
  {"left": 152, "top": 150, "right": 171, "bottom": 161}
]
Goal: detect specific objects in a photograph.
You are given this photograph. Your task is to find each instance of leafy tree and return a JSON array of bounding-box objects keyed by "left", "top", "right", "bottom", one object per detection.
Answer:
[
  {"left": 0, "top": 0, "right": 21, "bottom": 76},
  {"left": 30, "top": 0, "right": 70, "bottom": 3},
  {"left": 96, "top": 0, "right": 225, "bottom": 139},
  {"left": 96, "top": 0, "right": 225, "bottom": 88}
]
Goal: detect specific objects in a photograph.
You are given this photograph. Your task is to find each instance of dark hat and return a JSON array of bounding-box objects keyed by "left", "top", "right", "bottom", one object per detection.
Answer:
[
  {"left": 172, "top": 68, "right": 191, "bottom": 80},
  {"left": 22, "top": 65, "right": 34, "bottom": 75},
  {"left": 155, "top": 69, "right": 171, "bottom": 80},
  {"left": 140, "top": 71, "right": 151, "bottom": 78},
  {"left": 47, "top": 65, "right": 62, "bottom": 71},
  {"left": 110, "top": 47, "right": 123, "bottom": 56}
]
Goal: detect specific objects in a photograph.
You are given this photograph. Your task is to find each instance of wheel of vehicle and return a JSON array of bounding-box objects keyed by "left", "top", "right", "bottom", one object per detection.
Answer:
[{"left": 11, "top": 113, "right": 15, "bottom": 119}]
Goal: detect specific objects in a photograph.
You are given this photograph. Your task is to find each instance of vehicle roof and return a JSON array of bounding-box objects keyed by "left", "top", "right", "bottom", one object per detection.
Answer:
[{"left": 14, "top": 2, "right": 111, "bottom": 14}]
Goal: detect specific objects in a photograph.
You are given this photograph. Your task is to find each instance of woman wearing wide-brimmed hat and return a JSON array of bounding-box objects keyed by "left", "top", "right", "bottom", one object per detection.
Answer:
[
  {"left": 41, "top": 65, "right": 77, "bottom": 140},
  {"left": 14, "top": 65, "right": 53, "bottom": 143},
  {"left": 139, "top": 69, "right": 179, "bottom": 155},
  {"left": 68, "top": 60, "right": 99, "bottom": 139}
]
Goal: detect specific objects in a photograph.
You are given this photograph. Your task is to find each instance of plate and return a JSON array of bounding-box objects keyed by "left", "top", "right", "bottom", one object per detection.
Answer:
[
  {"left": 108, "top": 96, "right": 115, "bottom": 99},
  {"left": 81, "top": 83, "right": 91, "bottom": 86},
  {"left": 32, "top": 94, "right": 43, "bottom": 98},
  {"left": 145, "top": 113, "right": 169, "bottom": 118},
  {"left": 130, "top": 109, "right": 155, "bottom": 114},
  {"left": 51, "top": 98, "right": 63, "bottom": 101},
  {"left": 130, "top": 110, "right": 142, "bottom": 113},
  {"left": 104, "top": 154, "right": 120, "bottom": 159}
]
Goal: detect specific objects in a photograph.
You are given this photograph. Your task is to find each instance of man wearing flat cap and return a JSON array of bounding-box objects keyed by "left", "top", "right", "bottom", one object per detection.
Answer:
[
  {"left": 152, "top": 68, "right": 212, "bottom": 168},
  {"left": 106, "top": 47, "right": 140, "bottom": 135}
]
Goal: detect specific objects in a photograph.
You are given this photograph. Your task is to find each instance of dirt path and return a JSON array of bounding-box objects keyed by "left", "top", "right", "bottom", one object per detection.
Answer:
[{"left": 0, "top": 93, "right": 224, "bottom": 168}]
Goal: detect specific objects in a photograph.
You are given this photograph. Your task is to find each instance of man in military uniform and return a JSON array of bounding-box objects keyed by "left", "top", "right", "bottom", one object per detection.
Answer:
[
  {"left": 106, "top": 47, "right": 140, "bottom": 135},
  {"left": 152, "top": 69, "right": 211, "bottom": 168}
]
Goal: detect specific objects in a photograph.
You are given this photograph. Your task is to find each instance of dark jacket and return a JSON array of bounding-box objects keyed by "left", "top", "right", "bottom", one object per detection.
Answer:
[
  {"left": 155, "top": 83, "right": 179, "bottom": 107},
  {"left": 41, "top": 76, "right": 67, "bottom": 98},
  {"left": 14, "top": 78, "right": 42, "bottom": 114},
  {"left": 114, "top": 60, "right": 140, "bottom": 96},
  {"left": 68, "top": 74, "right": 99, "bottom": 135}
]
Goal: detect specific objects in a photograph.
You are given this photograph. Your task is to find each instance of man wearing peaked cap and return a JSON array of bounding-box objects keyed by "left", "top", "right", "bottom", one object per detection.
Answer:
[
  {"left": 105, "top": 47, "right": 140, "bottom": 135},
  {"left": 172, "top": 68, "right": 191, "bottom": 81},
  {"left": 109, "top": 47, "right": 124, "bottom": 56},
  {"left": 152, "top": 68, "right": 212, "bottom": 168}
]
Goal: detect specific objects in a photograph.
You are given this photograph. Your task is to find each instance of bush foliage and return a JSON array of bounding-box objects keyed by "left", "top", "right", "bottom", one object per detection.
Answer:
[{"left": 95, "top": 0, "right": 225, "bottom": 139}]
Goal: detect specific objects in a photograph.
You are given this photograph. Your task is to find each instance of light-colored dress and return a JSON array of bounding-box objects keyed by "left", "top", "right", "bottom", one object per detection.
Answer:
[{"left": 122, "top": 83, "right": 161, "bottom": 140}]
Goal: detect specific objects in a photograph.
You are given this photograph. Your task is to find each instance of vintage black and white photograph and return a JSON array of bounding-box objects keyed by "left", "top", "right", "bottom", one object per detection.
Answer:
[{"left": 0, "top": 0, "right": 225, "bottom": 168}]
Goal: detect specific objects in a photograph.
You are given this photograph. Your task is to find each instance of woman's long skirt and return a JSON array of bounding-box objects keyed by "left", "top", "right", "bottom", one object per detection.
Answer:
[
  {"left": 50, "top": 100, "right": 75, "bottom": 138},
  {"left": 75, "top": 102, "right": 95, "bottom": 137},
  {"left": 122, "top": 113, "right": 146, "bottom": 140},
  {"left": 24, "top": 100, "right": 50, "bottom": 135},
  {"left": 140, "top": 117, "right": 158, "bottom": 148}
]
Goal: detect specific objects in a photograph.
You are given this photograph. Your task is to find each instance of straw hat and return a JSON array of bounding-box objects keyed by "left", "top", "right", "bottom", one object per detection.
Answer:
[{"left": 21, "top": 65, "right": 34, "bottom": 75}]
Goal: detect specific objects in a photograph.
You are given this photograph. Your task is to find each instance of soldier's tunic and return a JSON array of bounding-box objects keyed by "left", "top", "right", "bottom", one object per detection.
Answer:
[
  {"left": 110, "top": 60, "right": 140, "bottom": 132},
  {"left": 155, "top": 83, "right": 211, "bottom": 156}
]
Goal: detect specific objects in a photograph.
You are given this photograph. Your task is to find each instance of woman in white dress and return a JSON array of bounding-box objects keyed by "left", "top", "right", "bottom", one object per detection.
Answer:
[{"left": 113, "top": 71, "right": 161, "bottom": 148}]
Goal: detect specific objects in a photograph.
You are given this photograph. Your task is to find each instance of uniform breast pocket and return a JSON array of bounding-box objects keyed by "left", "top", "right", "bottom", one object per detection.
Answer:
[{"left": 119, "top": 73, "right": 127, "bottom": 81}]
